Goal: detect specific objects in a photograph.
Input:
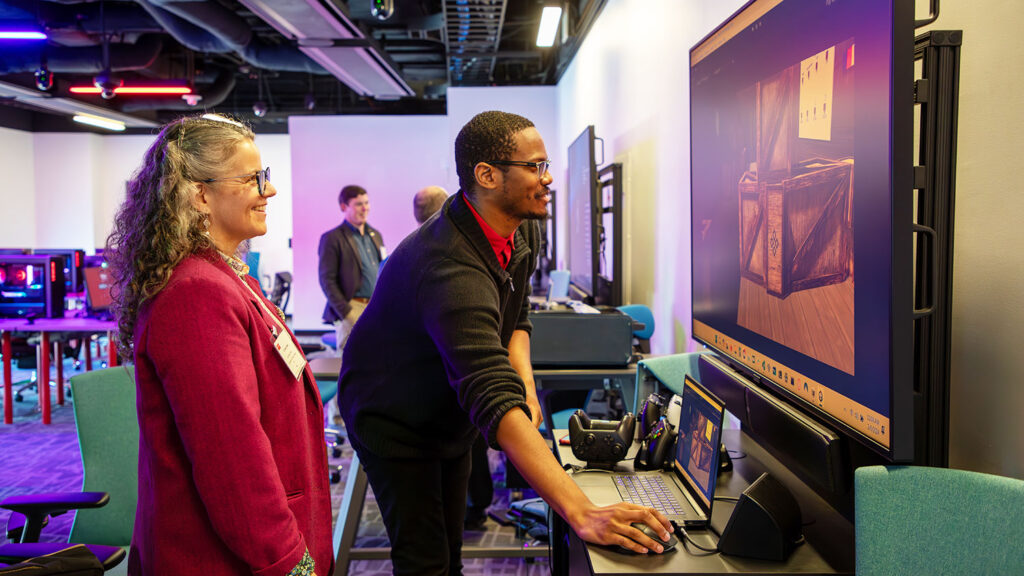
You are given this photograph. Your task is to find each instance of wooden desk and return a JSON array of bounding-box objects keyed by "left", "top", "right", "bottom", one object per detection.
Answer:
[
  {"left": 551, "top": 429, "right": 854, "bottom": 575},
  {"left": 1, "top": 317, "right": 118, "bottom": 425}
]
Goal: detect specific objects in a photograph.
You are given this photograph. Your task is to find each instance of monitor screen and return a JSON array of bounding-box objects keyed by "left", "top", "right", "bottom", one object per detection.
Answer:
[
  {"left": 674, "top": 375, "right": 725, "bottom": 510},
  {"left": 689, "top": 0, "right": 913, "bottom": 460},
  {"left": 83, "top": 266, "right": 114, "bottom": 313},
  {"left": 567, "top": 126, "right": 597, "bottom": 299}
]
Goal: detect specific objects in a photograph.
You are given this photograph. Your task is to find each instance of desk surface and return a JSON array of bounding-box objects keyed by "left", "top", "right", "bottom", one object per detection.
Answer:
[
  {"left": 555, "top": 429, "right": 853, "bottom": 575},
  {"left": 0, "top": 317, "right": 116, "bottom": 332}
]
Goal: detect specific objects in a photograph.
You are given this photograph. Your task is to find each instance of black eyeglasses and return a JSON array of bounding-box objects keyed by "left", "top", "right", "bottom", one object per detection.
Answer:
[
  {"left": 201, "top": 167, "right": 271, "bottom": 196},
  {"left": 486, "top": 159, "right": 551, "bottom": 177}
]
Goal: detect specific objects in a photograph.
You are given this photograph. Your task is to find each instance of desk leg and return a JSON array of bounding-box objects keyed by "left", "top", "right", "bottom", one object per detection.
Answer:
[
  {"left": 332, "top": 452, "right": 369, "bottom": 576},
  {"left": 55, "top": 342, "right": 64, "bottom": 406},
  {"left": 107, "top": 332, "right": 118, "bottom": 367},
  {"left": 39, "top": 332, "right": 50, "bottom": 425},
  {"left": 3, "top": 331, "right": 12, "bottom": 424},
  {"left": 84, "top": 338, "right": 93, "bottom": 372}
]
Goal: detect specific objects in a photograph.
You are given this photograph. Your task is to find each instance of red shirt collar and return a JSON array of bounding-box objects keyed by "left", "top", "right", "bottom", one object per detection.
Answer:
[{"left": 464, "top": 196, "right": 515, "bottom": 269}]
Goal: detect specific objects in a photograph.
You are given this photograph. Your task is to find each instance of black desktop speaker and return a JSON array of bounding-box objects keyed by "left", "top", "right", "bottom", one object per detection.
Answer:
[{"left": 718, "top": 472, "right": 802, "bottom": 561}]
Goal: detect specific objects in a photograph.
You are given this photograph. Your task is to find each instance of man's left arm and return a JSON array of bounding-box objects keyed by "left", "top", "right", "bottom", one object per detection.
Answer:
[{"left": 508, "top": 329, "right": 542, "bottom": 429}]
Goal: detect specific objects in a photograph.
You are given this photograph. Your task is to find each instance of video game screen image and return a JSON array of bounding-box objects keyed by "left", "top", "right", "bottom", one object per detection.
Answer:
[
  {"left": 690, "top": 0, "right": 896, "bottom": 450},
  {"left": 674, "top": 379, "right": 724, "bottom": 508}
]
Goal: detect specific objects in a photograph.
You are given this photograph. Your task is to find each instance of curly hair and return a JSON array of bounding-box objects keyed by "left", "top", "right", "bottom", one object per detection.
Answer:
[
  {"left": 454, "top": 111, "right": 535, "bottom": 194},
  {"left": 105, "top": 114, "right": 254, "bottom": 359}
]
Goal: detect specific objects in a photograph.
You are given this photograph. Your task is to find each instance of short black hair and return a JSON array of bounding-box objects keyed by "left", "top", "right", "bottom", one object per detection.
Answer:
[
  {"left": 339, "top": 185, "right": 367, "bottom": 205},
  {"left": 454, "top": 111, "right": 535, "bottom": 193}
]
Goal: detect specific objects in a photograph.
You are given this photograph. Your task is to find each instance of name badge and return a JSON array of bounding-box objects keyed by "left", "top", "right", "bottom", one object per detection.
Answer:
[{"left": 273, "top": 330, "right": 306, "bottom": 380}]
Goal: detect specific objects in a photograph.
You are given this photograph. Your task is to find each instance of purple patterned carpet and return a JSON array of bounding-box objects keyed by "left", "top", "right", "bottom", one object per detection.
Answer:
[{"left": 1, "top": 359, "right": 550, "bottom": 574}]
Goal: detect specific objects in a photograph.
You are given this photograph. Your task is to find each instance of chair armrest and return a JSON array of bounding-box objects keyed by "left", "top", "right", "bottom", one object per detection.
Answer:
[
  {"left": 0, "top": 543, "right": 125, "bottom": 571},
  {"left": 0, "top": 492, "right": 108, "bottom": 543}
]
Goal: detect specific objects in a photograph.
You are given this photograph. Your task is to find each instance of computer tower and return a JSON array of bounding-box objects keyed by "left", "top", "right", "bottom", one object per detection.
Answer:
[{"left": 0, "top": 254, "right": 66, "bottom": 318}]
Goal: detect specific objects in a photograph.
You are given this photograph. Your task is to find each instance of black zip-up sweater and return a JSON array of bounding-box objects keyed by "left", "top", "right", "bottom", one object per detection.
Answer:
[{"left": 338, "top": 191, "right": 539, "bottom": 459}]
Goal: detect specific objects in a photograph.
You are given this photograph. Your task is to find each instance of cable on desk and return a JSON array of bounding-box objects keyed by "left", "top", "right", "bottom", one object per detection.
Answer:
[
  {"left": 714, "top": 495, "right": 740, "bottom": 502},
  {"left": 677, "top": 525, "right": 720, "bottom": 555}
]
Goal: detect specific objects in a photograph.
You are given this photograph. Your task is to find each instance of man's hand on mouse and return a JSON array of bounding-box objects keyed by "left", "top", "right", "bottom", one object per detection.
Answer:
[{"left": 568, "top": 503, "right": 673, "bottom": 554}]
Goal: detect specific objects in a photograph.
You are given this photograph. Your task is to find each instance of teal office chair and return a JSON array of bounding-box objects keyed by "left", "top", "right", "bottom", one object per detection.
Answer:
[
  {"left": 855, "top": 465, "right": 1024, "bottom": 575},
  {"left": 311, "top": 357, "right": 345, "bottom": 483},
  {"left": 0, "top": 366, "right": 138, "bottom": 574},
  {"left": 617, "top": 304, "right": 655, "bottom": 354}
]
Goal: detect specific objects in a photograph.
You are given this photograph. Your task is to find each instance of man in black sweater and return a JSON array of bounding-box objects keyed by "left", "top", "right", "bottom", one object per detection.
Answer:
[{"left": 338, "top": 111, "right": 671, "bottom": 575}]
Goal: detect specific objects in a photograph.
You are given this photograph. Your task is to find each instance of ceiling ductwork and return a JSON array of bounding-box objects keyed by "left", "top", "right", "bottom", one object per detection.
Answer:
[
  {"left": 238, "top": 0, "right": 414, "bottom": 99},
  {"left": 135, "top": 0, "right": 326, "bottom": 73},
  {"left": 0, "top": 34, "right": 163, "bottom": 74}
]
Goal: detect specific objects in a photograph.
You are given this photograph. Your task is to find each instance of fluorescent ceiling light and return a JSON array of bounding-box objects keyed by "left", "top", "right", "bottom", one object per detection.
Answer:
[
  {"left": 535, "top": 6, "right": 562, "bottom": 48},
  {"left": 72, "top": 114, "right": 126, "bottom": 132},
  {"left": 0, "top": 31, "right": 47, "bottom": 40}
]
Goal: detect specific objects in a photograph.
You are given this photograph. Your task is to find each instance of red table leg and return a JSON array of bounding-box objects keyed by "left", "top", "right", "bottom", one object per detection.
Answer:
[
  {"left": 107, "top": 332, "right": 118, "bottom": 367},
  {"left": 40, "top": 332, "right": 50, "bottom": 425},
  {"left": 55, "top": 341, "right": 64, "bottom": 406},
  {"left": 84, "top": 338, "right": 93, "bottom": 371},
  {"left": 3, "top": 331, "right": 12, "bottom": 424}
]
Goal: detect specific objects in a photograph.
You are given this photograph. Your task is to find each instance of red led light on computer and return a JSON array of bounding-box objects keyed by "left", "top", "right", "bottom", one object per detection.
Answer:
[{"left": 51, "top": 260, "right": 57, "bottom": 282}]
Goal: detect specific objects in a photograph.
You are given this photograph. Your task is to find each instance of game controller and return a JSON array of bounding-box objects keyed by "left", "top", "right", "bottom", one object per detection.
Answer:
[{"left": 568, "top": 410, "right": 636, "bottom": 467}]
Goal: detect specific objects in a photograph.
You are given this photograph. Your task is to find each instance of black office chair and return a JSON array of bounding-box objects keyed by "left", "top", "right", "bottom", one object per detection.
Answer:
[{"left": 268, "top": 271, "right": 292, "bottom": 311}]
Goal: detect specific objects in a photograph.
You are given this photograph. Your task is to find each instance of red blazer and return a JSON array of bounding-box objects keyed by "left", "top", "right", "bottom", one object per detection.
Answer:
[{"left": 128, "top": 252, "right": 333, "bottom": 576}]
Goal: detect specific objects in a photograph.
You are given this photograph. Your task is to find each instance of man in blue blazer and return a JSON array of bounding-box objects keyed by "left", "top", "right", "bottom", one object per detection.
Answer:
[{"left": 317, "top": 185, "right": 386, "bottom": 355}]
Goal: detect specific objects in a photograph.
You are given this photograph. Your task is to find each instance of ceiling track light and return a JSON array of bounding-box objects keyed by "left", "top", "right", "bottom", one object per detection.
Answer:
[
  {"left": 72, "top": 114, "right": 126, "bottom": 132},
  {"left": 536, "top": 5, "right": 563, "bottom": 48}
]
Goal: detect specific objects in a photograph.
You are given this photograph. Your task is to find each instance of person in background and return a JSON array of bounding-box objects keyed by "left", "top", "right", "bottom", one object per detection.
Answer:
[
  {"left": 339, "top": 111, "right": 671, "bottom": 575},
  {"left": 106, "top": 113, "right": 332, "bottom": 576},
  {"left": 317, "top": 185, "right": 385, "bottom": 356},
  {"left": 413, "top": 185, "right": 449, "bottom": 225}
]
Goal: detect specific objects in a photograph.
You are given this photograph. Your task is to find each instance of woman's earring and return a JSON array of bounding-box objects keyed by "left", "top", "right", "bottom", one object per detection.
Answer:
[{"left": 202, "top": 215, "right": 210, "bottom": 235}]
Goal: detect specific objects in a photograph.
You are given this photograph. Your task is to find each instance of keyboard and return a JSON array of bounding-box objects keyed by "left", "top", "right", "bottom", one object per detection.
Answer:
[
  {"left": 614, "top": 475, "right": 687, "bottom": 516},
  {"left": 566, "top": 299, "right": 601, "bottom": 314}
]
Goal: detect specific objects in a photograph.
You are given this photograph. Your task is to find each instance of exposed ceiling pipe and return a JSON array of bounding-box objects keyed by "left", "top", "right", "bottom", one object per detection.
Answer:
[
  {"left": 0, "top": 33, "right": 164, "bottom": 73},
  {"left": 135, "top": 0, "right": 327, "bottom": 74},
  {"left": 120, "top": 67, "right": 235, "bottom": 111}
]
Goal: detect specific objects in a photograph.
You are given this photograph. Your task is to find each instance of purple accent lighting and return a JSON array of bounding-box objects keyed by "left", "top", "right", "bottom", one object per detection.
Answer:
[{"left": 0, "top": 31, "right": 47, "bottom": 40}]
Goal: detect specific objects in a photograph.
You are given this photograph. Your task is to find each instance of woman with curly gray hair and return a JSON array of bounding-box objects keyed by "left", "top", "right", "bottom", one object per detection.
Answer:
[{"left": 106, "top": 114, "right": 332, "bottom": 576}]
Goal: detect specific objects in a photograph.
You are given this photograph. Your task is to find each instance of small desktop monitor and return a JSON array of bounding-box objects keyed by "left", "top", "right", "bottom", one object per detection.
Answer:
[{"left": 83, "top": 266, "right": 114, "bottom": 318}]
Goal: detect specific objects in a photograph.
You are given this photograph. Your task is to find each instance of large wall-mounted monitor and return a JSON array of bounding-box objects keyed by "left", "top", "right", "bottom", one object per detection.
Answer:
[
  {"left": 689, "top": 0, "right": 914, "bottom": 462},
  {"left": 567, "top": 125, "right": 598, "bottom": 302}
]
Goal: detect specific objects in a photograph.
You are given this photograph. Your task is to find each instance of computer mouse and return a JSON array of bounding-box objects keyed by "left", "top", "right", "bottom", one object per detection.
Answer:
[{"left": 616, "top": 522, "right": 678, "bottom": 554}]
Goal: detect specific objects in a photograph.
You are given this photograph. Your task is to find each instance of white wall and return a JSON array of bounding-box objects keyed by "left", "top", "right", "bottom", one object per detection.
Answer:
[
  {"left": 0, "top": 127, "right": 36, "bottom": 246},
  {"left": 247, "top": 134, "right": 293, "bottom": 301},
  {"left": 288, "top": 115, "right": 450, "bottom": 330},
  {"left": 0, "top": 129, "right": 295, "bottom": 308},
  {"left": 555, "top": 0, "right": 747, "bottom": 355},
  {"left": 447, "top": 86, "right": 560, "bottom": 194},
  {"left": 916, "top": 2, "right": 1024, "bottom": 479}
]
